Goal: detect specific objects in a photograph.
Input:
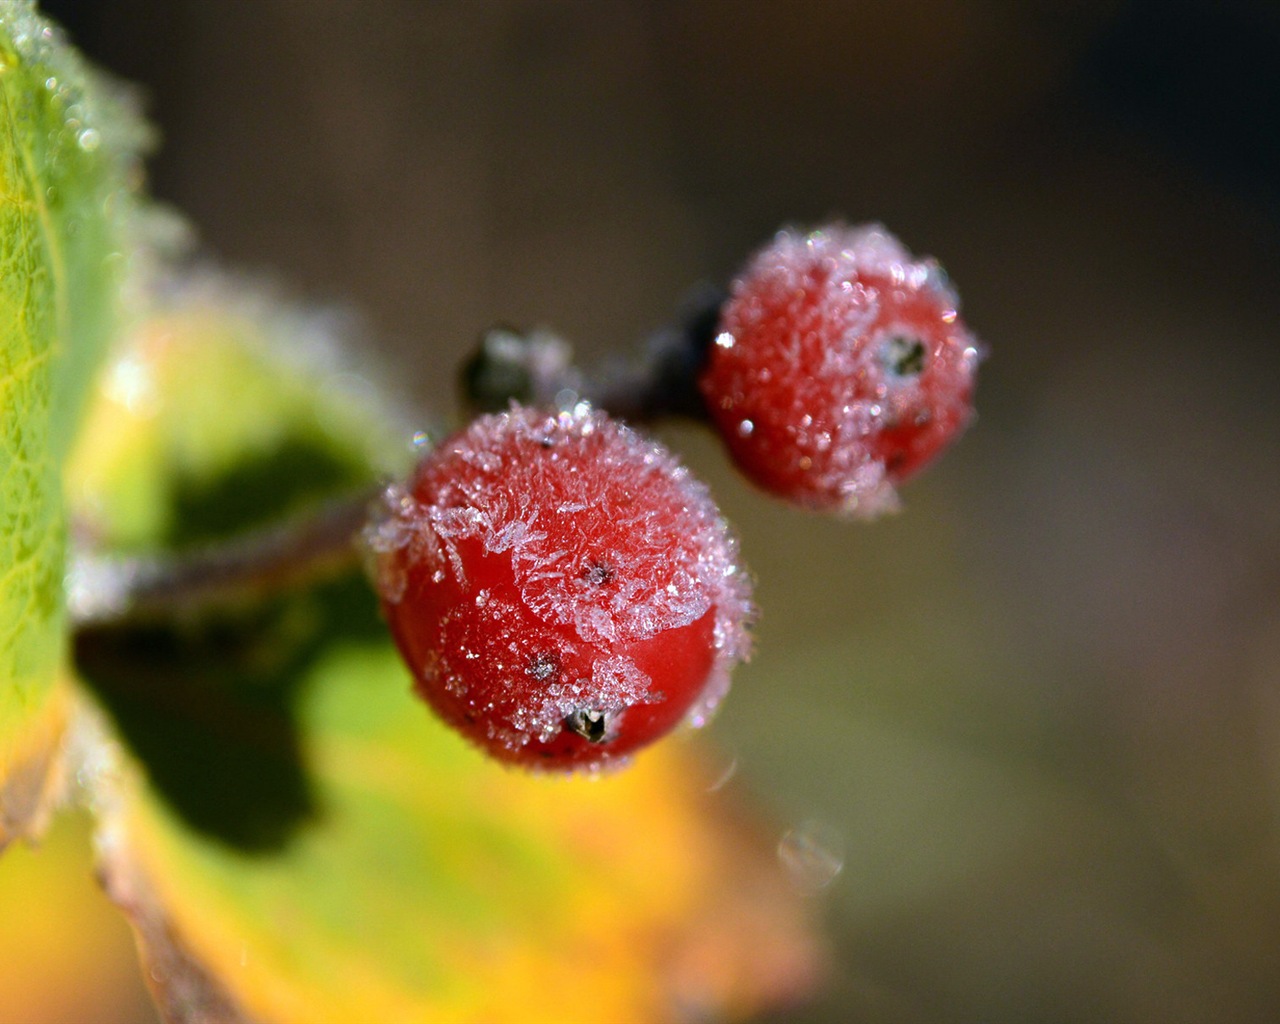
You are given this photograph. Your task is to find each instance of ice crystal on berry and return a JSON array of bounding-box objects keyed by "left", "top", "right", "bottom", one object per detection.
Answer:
[
  {"left": 699, "top": 223, "right": 983, "bottom": 515},
  {"left": 370, "top": 405, "right": 753, "bottom": 769}
]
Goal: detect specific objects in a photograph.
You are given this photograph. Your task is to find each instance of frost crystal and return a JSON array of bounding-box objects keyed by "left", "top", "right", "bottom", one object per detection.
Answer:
[
  {"left": 699, "top": 223, "right": 983, "bottom": 515},
  {"left": 375, "top": 405, "right": 753, "bottom": 769}
]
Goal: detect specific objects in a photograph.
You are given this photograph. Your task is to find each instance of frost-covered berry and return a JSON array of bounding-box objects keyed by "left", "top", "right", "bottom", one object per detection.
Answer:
[
  {"left": 698, "top": 223, "right": 982, "bottom": 515},
  {"left": 368, "top": 405, "right": 753, "bottom": 769}
]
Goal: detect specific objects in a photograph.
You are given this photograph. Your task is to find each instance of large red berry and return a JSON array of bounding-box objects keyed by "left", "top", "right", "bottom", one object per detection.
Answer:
[
  {"left": 368, "top": 405, "right": 753, "bottom": 769},
  {"left": 699, "top": 223, "right": 982, "bottom": 515}
]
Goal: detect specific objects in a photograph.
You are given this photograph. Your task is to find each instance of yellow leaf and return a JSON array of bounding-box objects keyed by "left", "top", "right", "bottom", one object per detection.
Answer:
[
  {"left": 0, "top": 805, "right": 155, "bottom": 1022},
  {"left": 97, "top": 690, "right": 820, "bottom": 1024}
]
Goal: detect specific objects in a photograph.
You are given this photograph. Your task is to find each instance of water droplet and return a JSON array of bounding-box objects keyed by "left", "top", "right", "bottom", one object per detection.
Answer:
[
  {"left": 705, "top": 754, "right": 738, "bottom": 792},
  {"left": 715, "top": 331, "right": 736, "bottom": 350},
  {"left": 777, "top": 821, "right": 844, "bottom": 893},
  {"left": 76, "top": 127, "right": 100, "bottom": 152},
  {"left": 736, "top": 419, "right": 754, "bottom": 437},
  {"left": 102, "top": 354, "right": 157, "bottom": 414}
]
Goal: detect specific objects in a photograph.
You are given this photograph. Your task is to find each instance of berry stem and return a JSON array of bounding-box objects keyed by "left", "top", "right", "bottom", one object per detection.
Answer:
[
  {"left": 67, "top": 486, "right": 382, "bottom": 630},
  {"left": 460, "top": 284, "right": 725, "bottom": 422}
]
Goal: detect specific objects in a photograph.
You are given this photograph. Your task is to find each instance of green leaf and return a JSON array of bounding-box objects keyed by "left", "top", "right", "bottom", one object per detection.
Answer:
[
  {"left": 0, "top": 2, "right": 147, "bottom": 846},
  {"left": 67, "top": 284, "right": 411, "bottom": 555},
  {"left": 71, "top": 282, "right": 411, "bottom": 855},
  {"left": 71, "top": 290, "right": 820, "bottom": 1022},
  {"left": 96, "top": 624, "right": 819, "bottom": 1023}
]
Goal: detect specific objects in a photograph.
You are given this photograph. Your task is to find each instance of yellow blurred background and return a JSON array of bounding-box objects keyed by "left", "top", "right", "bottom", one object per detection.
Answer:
[{"left": 9, "top": 1, "right": 1280, "bottom": 1021}]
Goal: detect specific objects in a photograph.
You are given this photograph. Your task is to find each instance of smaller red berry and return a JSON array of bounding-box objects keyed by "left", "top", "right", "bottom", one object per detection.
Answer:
[
  {"left": 368, "top": 405, "right": 753, "bottom": 770},
  {"left": 698, "top": 223, "right": 983, "bottom": 515}
]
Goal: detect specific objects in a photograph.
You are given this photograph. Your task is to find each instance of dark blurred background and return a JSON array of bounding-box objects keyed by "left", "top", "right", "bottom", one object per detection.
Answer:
[{"left": 29, "top": 1, "right": 1280, "bottom": 1021}]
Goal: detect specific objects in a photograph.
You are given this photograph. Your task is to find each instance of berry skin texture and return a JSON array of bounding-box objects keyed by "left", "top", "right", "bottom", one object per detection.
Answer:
[
  {"left": 368, "top": 405, "right": 753, "bottom": 770},
  {"left": 698, "top": 223, "right": 983, "bottom": 516}
]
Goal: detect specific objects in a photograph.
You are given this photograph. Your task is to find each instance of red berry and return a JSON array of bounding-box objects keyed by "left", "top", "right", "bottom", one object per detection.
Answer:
[
  {"left": 698, "top": 223, "right": 982, "bottom": 515},
  {"left": 368, "top": 405, "right": 753, "bottom": 769}
]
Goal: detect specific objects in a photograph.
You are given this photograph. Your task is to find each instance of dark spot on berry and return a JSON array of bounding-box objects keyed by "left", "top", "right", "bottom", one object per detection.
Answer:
[
  {"left": 527, "top": 652, "right": 560, "bottom": 682},
  {"left": 538, "top": 436, "right": 555, "bottom": 449},
  {"left": 581, "top": 560, "right": 615, "bottom": 587},
  {"left": 565, "top": 708, "right": 610, "bottom": 743},
  {"left": 881, "top": 335, "right": 926, "bottom": 377}
]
